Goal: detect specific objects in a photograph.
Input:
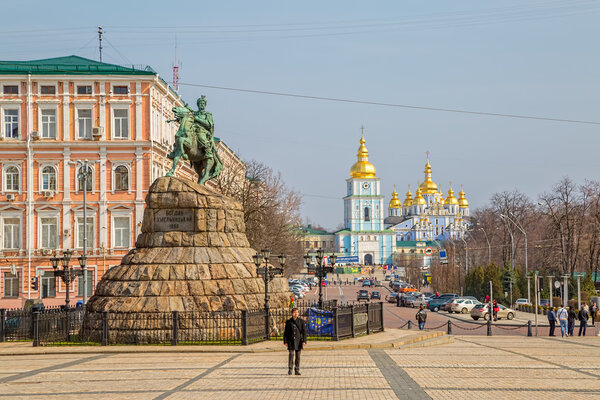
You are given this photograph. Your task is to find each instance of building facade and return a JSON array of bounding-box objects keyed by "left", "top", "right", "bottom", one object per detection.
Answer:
[
  {"left": 0, "top": 56, "right": 242, "bottom": 308},
  {"left": 384, "top": 155, "right": 470, "bottom": 242},
  {"left": 335, "top": 134, "right": 395, "bottom": 265}
]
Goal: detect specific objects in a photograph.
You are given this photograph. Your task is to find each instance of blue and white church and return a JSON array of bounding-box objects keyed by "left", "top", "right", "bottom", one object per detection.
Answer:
[
  {"left": 335, "top": 134, "right": 395, "bottom": 265},
  {"left": 384, "top": 153, "right": 470, "bottom": 241}
]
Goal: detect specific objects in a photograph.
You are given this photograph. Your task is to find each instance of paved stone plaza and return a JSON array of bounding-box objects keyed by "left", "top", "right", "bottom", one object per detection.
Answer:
[{"left": 1, "top": 335, "right": 599, "bottom": 399}]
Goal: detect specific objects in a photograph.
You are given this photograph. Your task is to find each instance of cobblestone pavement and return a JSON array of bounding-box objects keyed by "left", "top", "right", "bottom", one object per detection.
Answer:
[{"left": 1, "top": 336, "right": 599, "bottom": 399}]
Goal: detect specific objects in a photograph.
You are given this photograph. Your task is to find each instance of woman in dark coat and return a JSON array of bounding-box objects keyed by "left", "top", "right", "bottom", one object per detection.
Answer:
[{"left": 283, "top": 308, "right": 307, "bottom": 375}]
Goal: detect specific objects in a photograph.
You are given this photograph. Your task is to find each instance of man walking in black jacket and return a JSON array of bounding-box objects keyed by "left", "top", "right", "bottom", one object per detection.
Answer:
[
  {"left": 283, "top": 308, "right": 307, "bottom": 375},
  {"left": 579, "top": 304, "right": 589, "bottom": 336}
]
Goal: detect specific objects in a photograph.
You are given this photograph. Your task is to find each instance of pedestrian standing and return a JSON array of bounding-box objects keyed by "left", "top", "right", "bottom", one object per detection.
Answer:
[
  {"left": 567, "top": 307, "right": 577, "bottom": 337},
  {"left": 416, "top": 305, "right": 427, "bottom": 330},
  {"left": 548, "top": 307, "right": 557, "bottom": 336},
  {"left": 396, "top": 293, "right": 401, "bottom": 308},
  {"left": 492, "top": 300, "right": 499, "bottom": 321},
  {"left": 590, "top": 302, "right": 598, "bottom": 326},
  {"left": 578, "top": 303, "right": 589, "bottom": 337},
  {"left": 283, "top": 308, "right": 306, "bottom": 375},
  {"left": 557, "top": 304, "right": 569, "bottom": 337}
]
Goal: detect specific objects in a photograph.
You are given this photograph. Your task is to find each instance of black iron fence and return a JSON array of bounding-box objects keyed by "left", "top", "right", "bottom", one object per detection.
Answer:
[{"left": 0, "top": 302, "right": 384, "bottom": 346}]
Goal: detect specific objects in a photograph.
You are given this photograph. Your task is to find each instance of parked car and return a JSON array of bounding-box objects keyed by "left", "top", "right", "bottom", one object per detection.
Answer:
[
  {"left": 385, "top": 275, "right": 392, "bottom": 281},
  {"left": 540, "top": 299, "right": 551, "bottom": 307},
  {"left": 371, "top": 291, "right": 381, "bottom": 300},
  {"left": 450, "top": 299, "right": 482, "bottom": 314},
  {"left": 428, "top": 294, "right": 458, "bottom": 312},
  {"left": 385, "top": 293, "right": 400, "bottom": 303},
  {"left": 444, "top": 296, "right": 478, "bottom": 312},
  {"left": 471, "top": 304, "right": 516, "bottom": 320},
  {"left": 412, "top": 295, "right": 432, "bottom": 308},
  {"left": 515, "top": 298, "right": 529, "bottom": 307},
  {"left": 362, "top": 280, "right": 372, "bottom": 287},
  {"left": 357, "top": 290, "right": 370, "bottom": 301},
  {"left": 403, "top": 294, "right": 420, "bottom": 307}
]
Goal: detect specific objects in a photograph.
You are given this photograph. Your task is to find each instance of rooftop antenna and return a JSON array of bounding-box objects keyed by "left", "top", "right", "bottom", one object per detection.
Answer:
[
  {"left": 172, "top": 37, "right": 181, "bottom": 91},
  {"left": 98, "top": 26, "right": 103, "bottom": 63}
]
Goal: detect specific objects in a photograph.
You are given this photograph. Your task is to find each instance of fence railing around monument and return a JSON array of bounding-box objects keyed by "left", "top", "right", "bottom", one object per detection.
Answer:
[{"left": 1, "top": 302, "right": 384, "bottom": 346}]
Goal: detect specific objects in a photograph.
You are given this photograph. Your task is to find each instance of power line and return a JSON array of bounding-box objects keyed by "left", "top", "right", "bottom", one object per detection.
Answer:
[{"left": 178, "top": 82, "right": 600, "bottom": 126}]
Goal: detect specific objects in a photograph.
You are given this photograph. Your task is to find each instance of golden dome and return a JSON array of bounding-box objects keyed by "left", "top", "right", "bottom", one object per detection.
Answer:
[
  {"left": 403, "top": 186, "right": 413, "bottom": 207},
  {"left": 350, "top": 133, "right": 376, "bottom": 179},
  {"left": 414, "top": 186, "right": 426, "bottom": 205},
  {"left": 389, "top": 185, "right": 401, "bottom": 208},
  {"left": 445, "top": 185, "right": 459, "bottom": 206},
  {"left": 419, "top": 153, "right": 438, "bottom": 194},
  {"left": 458, "top": 185, "right": 469, "bottom": 208}
]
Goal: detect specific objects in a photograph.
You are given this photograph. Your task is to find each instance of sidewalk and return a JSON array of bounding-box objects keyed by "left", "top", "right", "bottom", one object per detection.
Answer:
[{"left": 0, "top": 328, "right": 449, "bottom": 356}]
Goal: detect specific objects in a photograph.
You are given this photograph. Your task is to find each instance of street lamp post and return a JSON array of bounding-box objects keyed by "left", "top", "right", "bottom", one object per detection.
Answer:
[
  {"left": 304, "top": 249, "right": 337, "bottom": 309},
  {"left": 479, "top": 227, "right": 491, "bottom": 265},
  {"left": 50, "top": 250, "right": 80, "bottom": 308},
  {"left": 253, "top": 249, "right": 286, "bottom": 340},
  {"left": 500, "top": 215, "right": 515, "bottom": 302},
  {"left": 507, "top": 212, "right": 529, "bottom": 302},
  {"left": 460, "top": 236, "right": 468, "bottom": 274}
]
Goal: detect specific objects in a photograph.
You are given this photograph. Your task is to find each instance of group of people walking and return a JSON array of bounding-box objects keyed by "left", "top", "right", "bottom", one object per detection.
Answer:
[{"left": 547, "top": 302, "right": 598, "bottom": 337}]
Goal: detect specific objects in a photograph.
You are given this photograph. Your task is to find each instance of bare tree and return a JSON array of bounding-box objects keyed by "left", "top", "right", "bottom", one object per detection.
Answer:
[
  {"left": 539, "top": 177, "right": 590, "bottom": 275},
  {"left": 216, "top": 160, "right": 304, "bottom": 275}
]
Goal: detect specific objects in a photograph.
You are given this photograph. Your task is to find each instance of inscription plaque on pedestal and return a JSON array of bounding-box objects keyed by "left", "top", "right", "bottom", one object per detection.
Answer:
[{"left": 154, "top": 209, "right": 194, "bottom": 232}]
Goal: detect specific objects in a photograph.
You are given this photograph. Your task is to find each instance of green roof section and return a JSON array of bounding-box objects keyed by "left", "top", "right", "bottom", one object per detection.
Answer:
[
  {"left": 0, "top": 55, "right": 156, "bottom": 76},
  {"left": 297, "top": 225, "right": 333, "bottom": 236}
]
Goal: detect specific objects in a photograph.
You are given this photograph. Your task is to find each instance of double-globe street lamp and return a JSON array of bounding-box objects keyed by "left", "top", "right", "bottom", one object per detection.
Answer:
[
  {"left": 304, "top": 249, "right": 337, "bottom": 309},
  {"left": 253, "top": 249, "right": 286, "bottom": 339},
  {"left": 50, "top": 250, "right": 86, "bottom": 308}
]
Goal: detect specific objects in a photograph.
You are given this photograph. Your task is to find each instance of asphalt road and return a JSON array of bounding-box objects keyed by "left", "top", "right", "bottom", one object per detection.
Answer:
[{"left": 301, "top": 281, "right": 543, "bottom": 336}]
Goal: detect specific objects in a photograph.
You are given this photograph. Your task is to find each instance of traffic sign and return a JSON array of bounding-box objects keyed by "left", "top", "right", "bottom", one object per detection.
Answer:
[
  {"left": 424, "top": 247, "right": 433, "bottom": 256},
  {"left": 554, "top": 281, "right": 561, "bottom": 288}
]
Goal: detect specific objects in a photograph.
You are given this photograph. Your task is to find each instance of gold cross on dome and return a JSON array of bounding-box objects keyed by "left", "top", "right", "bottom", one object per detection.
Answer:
[
  {"left": 360, "top": 125, "right": 365, "bottom": 135},
  {"left": 426, "top": 150, "right": 430, "bottom": 161}
]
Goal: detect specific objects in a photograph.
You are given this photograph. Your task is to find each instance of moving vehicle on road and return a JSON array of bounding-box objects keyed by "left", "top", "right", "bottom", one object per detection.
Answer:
[
  {"left": 471, "top": 304, "right": 516, "bottom": 320},
  {"left": 362, "top": 280, "right": 372, "bottom": 287},
  {"left": 370, "top": 291, "right": 381, "bottom": 300},
  {"left": 357, "top": 290, "right": 370, "bottom": 301},
  {"left": 450, "top": 299, "right": 482, "bottom": 314}
]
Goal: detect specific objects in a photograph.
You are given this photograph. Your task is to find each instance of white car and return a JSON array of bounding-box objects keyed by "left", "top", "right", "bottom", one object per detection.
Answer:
[
  {"left": 450, "top": 299, "right": 482, "bottom": 314},
  {"left": 515, "top": 298, "right": 529, "bottom": 307}
]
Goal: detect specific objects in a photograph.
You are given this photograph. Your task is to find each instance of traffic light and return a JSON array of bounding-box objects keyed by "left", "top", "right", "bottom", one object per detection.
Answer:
[{"left": 30, "top": 277, "right": 39, "bottom": 291}]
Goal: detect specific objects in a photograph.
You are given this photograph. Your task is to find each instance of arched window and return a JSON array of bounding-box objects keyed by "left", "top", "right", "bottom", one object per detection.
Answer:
[
  {"left": 364, "top": 207, "right": 370, "bottom": 222},
  {"left": 5, "top": 166, "right": 19, "bottom": 191},
  {"left": 78, "top": 166, "right": 93, "bottom": 191},
  {"left": 41, "top": 166, "right": 56, "bottom": 191},
  {"left": 114, "top": 166, "right": 129, "bottom": 191}
]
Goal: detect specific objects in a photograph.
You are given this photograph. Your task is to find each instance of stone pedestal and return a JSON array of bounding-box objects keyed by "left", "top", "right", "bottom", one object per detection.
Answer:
[{"left": 85, "top": 176, "right": 290, "bottom": 314}]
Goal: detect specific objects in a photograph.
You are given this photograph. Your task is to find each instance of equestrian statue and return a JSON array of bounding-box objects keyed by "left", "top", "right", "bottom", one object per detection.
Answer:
[{"left": 166, "top": 95, "right": 223, "bottom": 185}]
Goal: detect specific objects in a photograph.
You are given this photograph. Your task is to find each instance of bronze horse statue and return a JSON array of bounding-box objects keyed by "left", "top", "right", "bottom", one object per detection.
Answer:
[{"left": 166, "top": 105, "right": 222, "bottom": 185}]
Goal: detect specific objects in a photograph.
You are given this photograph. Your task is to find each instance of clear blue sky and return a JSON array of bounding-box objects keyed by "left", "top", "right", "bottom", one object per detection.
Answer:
[{"left": 4, "top": 1, "right": 599, "bottom": 230}]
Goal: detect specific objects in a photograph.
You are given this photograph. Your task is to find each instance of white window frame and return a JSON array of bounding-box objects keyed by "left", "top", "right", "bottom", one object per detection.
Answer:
[
  {"left": 111, "top": 163, "right": 131, "bottom": 193},
  {"left": 38, "top": 105, "right": 58, "bottom": 139},
  {"left": 1, "top": 213, "right": 22, "bottom": 250},
  {"left": 38, "top": 82, "right": 57, "bottom": 96},
  {"left": 74, "top": 214, "right": 96, "bottom": 250},
  {"left": 38, "top": 163, "right": 58, "bottom": 193},
  {"left": 75, "top": 164, "right": 95, "bottom": 193},
  {"left": 77, "top": 267, "right": 96, "bottom": 297},
  {"left": 75, "top": 106, "right": 93, "bottom": 140},
  {"left": 38, "top": 212, "right": 59, "bottom": 250},
  {"left": 2, "top": 83, "right": 20, "bottom": 96},
  {"left": 111, "top": 105, "right": 130, "bottom": 140},
  {"left": 2, "top": 106, "right": 20, "bottom": 140},
  {"left": 75, "top": 83, "right": 94, "bottom": 96},
  {"left": 112, "top": 85, "right": 129, "bottom": 95},
  {"left": 111, "top": 213, "right": 132, "bottom": 249},
  {"left": 2, "top": 270, "right": 20, "bottom": 298},
  {"left": 2, "top": 164, "right": 22, "bottom": 194}
]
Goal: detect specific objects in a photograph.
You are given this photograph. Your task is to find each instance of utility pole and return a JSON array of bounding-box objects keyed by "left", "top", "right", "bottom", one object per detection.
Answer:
[
  {"left": 576, "top": 274, "right": 581, "bottom": 310},
  {"left": 479, "top": 227, "right": 491, "bottom": 265},
  {"left": 534, "top": 272, "right": 538, "bottom": 336},
  {"left": 547, "top": 276, "right": 553, "bottom": 305},
  {"left": 562, "top": 274, "right": 569, "bottom": 306},
  {"left": 98, "top": 26, "right": 103, "bottom": 63}
]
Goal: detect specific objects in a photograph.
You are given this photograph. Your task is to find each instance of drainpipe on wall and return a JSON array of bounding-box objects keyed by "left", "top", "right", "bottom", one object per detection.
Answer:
[{"left": 26, "top": 74, "right": 32, "bottom": 300}]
